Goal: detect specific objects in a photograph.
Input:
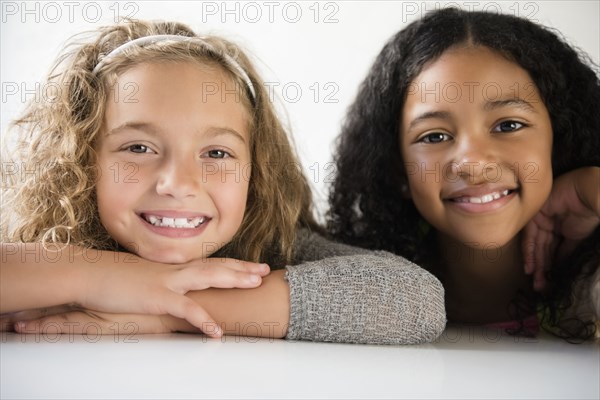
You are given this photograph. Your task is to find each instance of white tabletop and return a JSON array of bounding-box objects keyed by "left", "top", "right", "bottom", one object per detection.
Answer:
[{"left": 1, "top": 326, "right": 598, "bottom": 399}]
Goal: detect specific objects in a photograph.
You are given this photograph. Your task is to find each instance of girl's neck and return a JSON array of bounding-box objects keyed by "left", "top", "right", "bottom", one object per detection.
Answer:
[{"left": 435, "top": 232, "right": 535, "bottom": 324}]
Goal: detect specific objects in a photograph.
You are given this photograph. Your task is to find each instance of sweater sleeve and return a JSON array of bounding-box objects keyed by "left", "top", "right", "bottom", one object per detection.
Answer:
[{"left": 283, "top": 230, "right": 446, "bottom": 345}]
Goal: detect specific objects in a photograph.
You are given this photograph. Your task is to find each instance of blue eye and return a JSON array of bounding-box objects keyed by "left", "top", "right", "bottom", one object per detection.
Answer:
[
  {"left": 127, "top": 144, "right": 152, "bottom": 153},
  {"left": 494, "top": 121, "right": 526, "bottom": 133},
  {"left": 206, "top": 149, "right": 230, "bottom": 159},
  {"left": 419, "top": 132, "right": 451, "bottom": 144}
]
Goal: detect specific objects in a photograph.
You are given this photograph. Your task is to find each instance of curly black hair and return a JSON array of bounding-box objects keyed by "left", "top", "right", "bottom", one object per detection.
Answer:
[{"left": 328, "top": 8, "right": 600, "bottom": 341}]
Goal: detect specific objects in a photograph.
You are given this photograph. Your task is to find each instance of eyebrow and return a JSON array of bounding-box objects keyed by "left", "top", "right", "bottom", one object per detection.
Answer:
[
  {"left": 203, "top": 126, "right": 247, "bottom": 144},
  {"left": 405, "top": 97, "right": 538, "bottom": 132},
  {"left": 107, "top": 122, "right": 160, "bottom": 137},
  {"left": 483, "top": 98, "right": 538, "bottom": 113},
  {"left": 107, "top": 122, "right": 247, "bottom": 144},
  {"left": 406, "top": 111, "right": 452, "bottom": 132}
]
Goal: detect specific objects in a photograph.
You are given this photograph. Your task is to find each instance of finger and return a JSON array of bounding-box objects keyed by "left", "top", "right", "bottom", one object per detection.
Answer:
[
  {"left": 522, "top": 222, "right": 538, "bottom": 275},
  {"left": 13, "top": 311, "right": 162, "bottom": 334},
  {"left": 163, "top": 293, "right": 222, "bottom": 338},
  {"left": 14, "top": 311, "right": 101, "bottom": 334},
  {"left": 526, "top": 212, "right": 555, "bottom": 275},
  {"left": 534, "top": 209, "right": 555, "bottom": 231},
  {"left": 533, "top": 230, "right": 552, "bottom": 292},
  {"left": 533, "top": 269, "right": 546, "bottom": 292},
  {"left": 536, "top": 229, "right": 548, "bottom": 283},
  {"left": 173, "top": 266, "right": 265, "bottom": 293},
  {"left": 205, "top": 258, "right": 271, "bottom": 276}
]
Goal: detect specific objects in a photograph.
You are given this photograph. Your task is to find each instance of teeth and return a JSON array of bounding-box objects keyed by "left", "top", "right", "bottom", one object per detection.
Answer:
[
  {"left": 456, "top": 190, "right": 510, "bottom": 204},
  {"left": 143, "top": 214, "right": 206, "bottom": 228},
  {"left": 163, "top": 217, "right": 174, "bottom": 226},
  {"left": 174, "top": 218, "right": 187, "bottom": 226}
]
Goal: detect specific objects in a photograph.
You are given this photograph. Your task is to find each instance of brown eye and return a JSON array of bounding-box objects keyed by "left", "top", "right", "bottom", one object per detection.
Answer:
[
  {"left": 494, "top": 121, "right": 526, "bottom": 133},
  {"left": 127, "top": 144, "right": 151, "bottom": 153},
  {"left": 420, "top": 132, "right": 450, "bottom": 144}
]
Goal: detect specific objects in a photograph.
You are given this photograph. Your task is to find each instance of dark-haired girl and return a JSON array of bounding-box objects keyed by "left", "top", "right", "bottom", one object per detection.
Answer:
[{"left": 329, "top": 8, "right": 599, "bottom": 341}]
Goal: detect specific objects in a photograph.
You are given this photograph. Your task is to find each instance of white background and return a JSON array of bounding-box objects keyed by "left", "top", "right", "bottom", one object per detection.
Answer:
[{"left": 2, "top": 0, "right": 599, "bottom": 218}]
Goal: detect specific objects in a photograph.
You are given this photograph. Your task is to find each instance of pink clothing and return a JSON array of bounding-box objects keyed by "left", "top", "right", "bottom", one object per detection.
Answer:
[{"left": 486, "top": 314, "right": 540, "bottom": 334}]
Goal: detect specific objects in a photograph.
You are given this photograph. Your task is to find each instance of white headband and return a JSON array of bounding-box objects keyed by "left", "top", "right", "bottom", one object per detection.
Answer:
[{"left": 92, "top": 34, "right": 256, "bottom": 101}]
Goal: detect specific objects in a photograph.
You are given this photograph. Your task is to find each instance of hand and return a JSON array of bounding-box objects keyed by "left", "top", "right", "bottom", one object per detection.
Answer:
[
  {"left": 11, "top": 309, "right": 198, "bottom": 337},
  {"left": 523, "top": 167, "right": 600, "bottom": 291},
  {"left": 77, "top": 256, "right": 270, "bottom": 337},
  {"left": 10, "top": 269, "right": 292, "bottom": 340},
  {"left": 1, "top": 304, "right": 75, "bottom": 331}
]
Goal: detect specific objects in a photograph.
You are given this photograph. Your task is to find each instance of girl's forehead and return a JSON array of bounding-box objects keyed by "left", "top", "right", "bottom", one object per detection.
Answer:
[
  {"left": 400, "top": 44, "right": 550, "bottom": 130},
  {"left": 419, "top": 45, "right": 524, "bottom": 77},
  {"left": 112, "top": 58, "right": 228, "bottom": 81},
  {"left": 102, "top": 61, "right": 252, "bottom": 138},
  {"left": 408, "top": 45, "right": 539, "bottom": 100},
  {"left": 108, "top": 60, "right": 253, "bottom": 117}
]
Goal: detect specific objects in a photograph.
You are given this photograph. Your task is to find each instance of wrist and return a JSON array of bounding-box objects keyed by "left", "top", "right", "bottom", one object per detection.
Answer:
[
  {"left": 68, "top": 245, "right": 96, "bottom": 308},
  {"left": 70, "top": 246, "right": 128, "bottom": 309}
]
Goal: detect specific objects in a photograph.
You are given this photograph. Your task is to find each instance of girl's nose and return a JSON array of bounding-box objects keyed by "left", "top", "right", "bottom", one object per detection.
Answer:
[
  {"left": 155, "top": 157, "right": 200, "bottom": 199},
  {"left": 452, "top": 136, "right": 498, "bottom": 184}
]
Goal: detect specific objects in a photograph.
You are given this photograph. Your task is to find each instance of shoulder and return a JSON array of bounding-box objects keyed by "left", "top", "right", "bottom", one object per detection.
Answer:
[{"left": 289, "top": 228, "right": 435, "bottom": 280}]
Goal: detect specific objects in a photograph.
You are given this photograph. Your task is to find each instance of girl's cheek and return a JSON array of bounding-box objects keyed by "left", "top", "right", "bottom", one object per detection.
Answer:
[{"left": 202, "top": 161, "right": 251, "bottom": 187}]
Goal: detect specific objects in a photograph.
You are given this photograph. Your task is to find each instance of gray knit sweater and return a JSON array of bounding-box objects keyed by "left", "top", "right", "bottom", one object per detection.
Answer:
[{"left": 283, "top": 230, "right": 446, "bottom": 345}]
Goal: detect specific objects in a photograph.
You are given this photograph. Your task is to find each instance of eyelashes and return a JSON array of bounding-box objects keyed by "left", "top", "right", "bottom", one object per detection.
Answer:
[
  {"left": 121, "top": 144, "right": 233, "bottom": 159},
  {"left": 202, "top": 149, "right": 231, "bottom": 159},
  {"left": 492, "top": 120, "right": 528, "bottom": 133},
  {"left": 418, "top": 132, "right": 452, "bottom": 144},
  {"left": 125, "top": 144, "right": 154, "bottom": 154},
  {"left": 416, "top": 119, "right": 529, "bottom": 144}
]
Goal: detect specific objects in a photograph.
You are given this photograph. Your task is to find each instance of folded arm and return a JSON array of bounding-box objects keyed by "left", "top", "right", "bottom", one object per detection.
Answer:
[
  {"left": 1, "top": 242, "right": 269, "bottom": 336},
  {"left": 7, "top": 231, "right": 447, "bottom": 345}
]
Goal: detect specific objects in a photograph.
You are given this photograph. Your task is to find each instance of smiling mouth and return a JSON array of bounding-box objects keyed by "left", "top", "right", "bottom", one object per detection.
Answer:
[
  {"left": 450, "top": 189, "right": 517, "bottom": 204},
  {"left": 141, "top": 214, "right": 209, "bottom": 228}
]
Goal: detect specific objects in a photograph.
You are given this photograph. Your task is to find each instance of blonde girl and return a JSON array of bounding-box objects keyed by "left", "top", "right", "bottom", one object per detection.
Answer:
[{"left": 1, "top": 19, "right": 445, "bottom": 344}]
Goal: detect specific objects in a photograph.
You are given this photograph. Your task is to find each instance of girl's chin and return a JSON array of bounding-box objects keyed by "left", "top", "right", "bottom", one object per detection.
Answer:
[
  {"left": 461, "top": 239, "right": 514, "bottom": 250},
  {"left": 136, "top": 250, "right": 205, "bottom": 265},
  {"left": 439, "top": 231, "right": 518, "bottom": 251}
]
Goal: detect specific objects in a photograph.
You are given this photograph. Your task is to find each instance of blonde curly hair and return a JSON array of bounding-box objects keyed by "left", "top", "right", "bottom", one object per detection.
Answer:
[{"left": 2, "top": 19, "right": 319, "bottom": 266}]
